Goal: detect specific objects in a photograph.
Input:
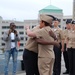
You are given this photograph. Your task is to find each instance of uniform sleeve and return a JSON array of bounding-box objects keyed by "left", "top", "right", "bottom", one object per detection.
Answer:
[
  {"left": 33, "top": 28, "right": 44, "bottom": 38},
  {"left": 32, "top": 25, "right": 39, "bottom": 31},
  {"left": 60, "top": 30, "right": 65, "bottom": 40},
  {"left": 63, "top": 30, "right": 66, "bottom": 37}
]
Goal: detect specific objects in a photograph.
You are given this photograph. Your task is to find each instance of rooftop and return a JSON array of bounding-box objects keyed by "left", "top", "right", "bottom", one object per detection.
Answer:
[{"left": 39, "top": 5, "right": 63, "bottom": 14}]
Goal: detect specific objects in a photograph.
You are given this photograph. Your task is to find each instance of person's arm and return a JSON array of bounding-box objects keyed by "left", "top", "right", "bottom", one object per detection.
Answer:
[
  {"left": 35, "top": 38, "right": 60, "bottom": 48},
  {"left": 26, "top": 26, "right": 57, "bottom": 39},
  {"left": 3, "top": 30, "right": 10, "bottom": 41},
  {"left": 60, "top": 30, "right": 65, "bottom": 52},
  {"left": 15, "top": 34, "right": 20, "bottom": 41},
  {"left": 26, "top": 26, "right": 60, "bottom": 47},
  {"left": 49, "top": 30, "right": 57, "bottom": 40},
  {"left": 66, "top": 36, "right": 69, "bottom": 49},
  {"left": 26, "top": 26, "right": 36, "bottom": 37},
  {"left": 61, "top": 39, "right": 64, "bottom": 52},
  {"left": 14, "top": 30, "right": 20, "bottom": 41}
]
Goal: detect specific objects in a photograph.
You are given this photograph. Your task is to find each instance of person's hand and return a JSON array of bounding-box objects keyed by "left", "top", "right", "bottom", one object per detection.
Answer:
[
  {"left": 14, "top": 30, "right": 17, "bottom": 34},
  {"left": 25, "top": 25, "right": 30, "bottom": 30},
  {"left": 49, "top": 30, "right": 57, "bottom": 40},
  {"left": 14, "top": 30, "right": 18, "bottom": 36},
  {"left": 8, "top": 30, "right": 12, "bottom": 35},
  {"left": 61, "top": 48, "right": 64, "bottom": 52}
]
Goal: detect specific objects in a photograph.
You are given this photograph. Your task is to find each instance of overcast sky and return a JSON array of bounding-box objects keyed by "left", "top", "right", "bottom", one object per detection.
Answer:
[{"left": 0, "top": 0, "right": 73, "bottom": 21}]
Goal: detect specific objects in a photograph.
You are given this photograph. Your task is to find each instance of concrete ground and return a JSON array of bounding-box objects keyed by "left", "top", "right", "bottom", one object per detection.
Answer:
[
  {"left": 1, "top": 55, "right": 68, "bottom": 75},
  {"left": 16, "top": 56, "right": 69, "bottom": 75},
  {"left": 1, "top": 59, "right": 68, "bottom": 75}
]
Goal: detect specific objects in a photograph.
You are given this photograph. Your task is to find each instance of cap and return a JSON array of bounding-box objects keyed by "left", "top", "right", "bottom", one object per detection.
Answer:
[
  {"left": 66, "top": 19, "right": 71, "bottom": 24},
  {"left": 40, "top": 14, "right": 53, "bottom": 24},
  {"left": 54, "top": 18, "right": 60, "bottom": 22},
  {"left": 47, "top": 15, "right": 56, "bottom": 21},
  {"left": 71, "top": 20, "right": 75, "bottom": 24}
]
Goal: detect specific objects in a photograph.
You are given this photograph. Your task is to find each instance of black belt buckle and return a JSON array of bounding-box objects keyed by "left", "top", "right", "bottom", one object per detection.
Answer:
[{"left": 11, "top": 40, "right": 15, "bottom": 42}]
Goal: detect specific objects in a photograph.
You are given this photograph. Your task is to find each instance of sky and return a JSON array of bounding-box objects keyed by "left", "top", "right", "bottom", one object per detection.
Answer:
[{"left": 0, "top": 0, "right": 73, "bottom": 21}]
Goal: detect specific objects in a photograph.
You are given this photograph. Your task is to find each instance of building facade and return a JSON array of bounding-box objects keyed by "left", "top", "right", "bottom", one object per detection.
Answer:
[
  {"left": 0, "top": 5, "right": 73, "bottom": 51},
  {"left": 0, "top": 18, "right": 39, "bottom": 51},
  {"left": 39, "top": 5, "right": 64, "bottom": 28},
  {"left": 0, "top": 15, "right": 72, "bottom": 51}
]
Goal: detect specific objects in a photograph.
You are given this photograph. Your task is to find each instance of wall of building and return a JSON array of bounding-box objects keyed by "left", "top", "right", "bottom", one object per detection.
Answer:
[
  {"left": 0, "top": 19, "right": 39, "bottom": 51},
  {"left": 0, "top": 16, "right": 72, "bottom": 51}
]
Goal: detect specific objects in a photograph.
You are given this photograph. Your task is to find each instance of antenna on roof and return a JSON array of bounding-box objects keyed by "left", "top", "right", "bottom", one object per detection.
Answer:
[
  {"left": 73, "top": 0, "right": 75, "bottom": 20},
  {"left": 50, "top": 0, "right": 51, "bottom": 5}
]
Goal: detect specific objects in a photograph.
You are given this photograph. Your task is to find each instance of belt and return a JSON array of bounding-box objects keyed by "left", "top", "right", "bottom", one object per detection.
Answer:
[{"left": 11, "top": 40, "right": 15, "bottom": 42}]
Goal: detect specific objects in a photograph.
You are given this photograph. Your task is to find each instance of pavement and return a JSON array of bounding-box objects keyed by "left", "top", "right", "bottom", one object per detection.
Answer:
[
  {"left": 16, "top": 55, "right": 69, "bottom": 75},
  {"left": 1, "top": 55, "right": 68, "bottom": 75}
]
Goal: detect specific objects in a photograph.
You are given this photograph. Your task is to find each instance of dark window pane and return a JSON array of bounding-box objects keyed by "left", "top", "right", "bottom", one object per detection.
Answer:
[
  {"left": 19, "top": 26, "right": 24, "bottom": 29},
  {"left": 19, "top": 32, "right": 24, "bottom": 34},
  {"left": 2, "top": 26, "right": 6, "bottom": 29},
  {"left": 63, "top": 19, "right": 66, "bottom": 21},
  {"left": 16, "top": 26, "right": 19, "bottom": 29},
  {"left": 19, "top": 49, "right": 23, "bottom": 51},
  {"left": 32, "top": 26, "right": 34, "bottom": 28},
  {"left": 2, "top": 43, "right": 5, "bottom": 46},
  {"left": 59, "top": 25, "right": 61, "bottom": 28},
  {"left": 7, "top": 26, "right": 10, "bottom": 29},
  {"left": 2, "top": 32, "right": 4, "bottom": 34},
  {"left": 1, "top": 37, "right": 3, "bottom": 40},
  {"left": 20, "top": 43, "right": 24, "bottom": 46},
  {"left": 20, "top": 37, "right": 24, "bottom": 40},
  {"left": 25, "top": 37, "right": 27, "bottom": 41}
]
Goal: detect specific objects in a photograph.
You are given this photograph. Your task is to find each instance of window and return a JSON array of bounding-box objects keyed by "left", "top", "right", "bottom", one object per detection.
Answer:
[
  {"left": 2, "top": 21, "right": 8, "bottom": 23},
  {"left": 2, "top": 21, "right": 5, "bottom": 23},
  {"left": 19, "top": 32, "right": 24, "bottom": 34},
  {"left": 16, "top": 26, "right": 24, "bottom": 29},
  {"left": 2, "top": 32, "right": 4, "bottom": 34},
  {"left": 1, "top": 37, "right": 3, "bottom": 40},
  {"left": 19, "top": 49, "right": 23, "bottom": 51},
  {"left": 20, "top": 37, "right": 24, "bottom": 40},
  {"left": 2, "top": 26, "right": 10, "bottom": 29},
  {"left": 16, "top": 26, "right": 19, "bottom": 29},
  {"left": 2, "top": 26, "right": 6, "bottom": 29},
  {"left": 32, "top": 26, "right": 34, "bottom": 28},
  {"left": 19, "top": 26, "right": 24, "bottom": 29},
  {"left": 63, "top": 19, "right": 66, "bottom": 21},
  {"left": 20, "top": 43, "right": 24, "bottom": 46},
  {"left": 25, "top": 37, "right": 28, "bottom": 41},
  {"left": 6, "top": 26, "right": 10, "bottom": 29},
  {"left": 58, "top": 25, "right": 61, "bottom": 28},
  {"left": 2, "top": 43, "right": 5, "bottom": 46}
]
